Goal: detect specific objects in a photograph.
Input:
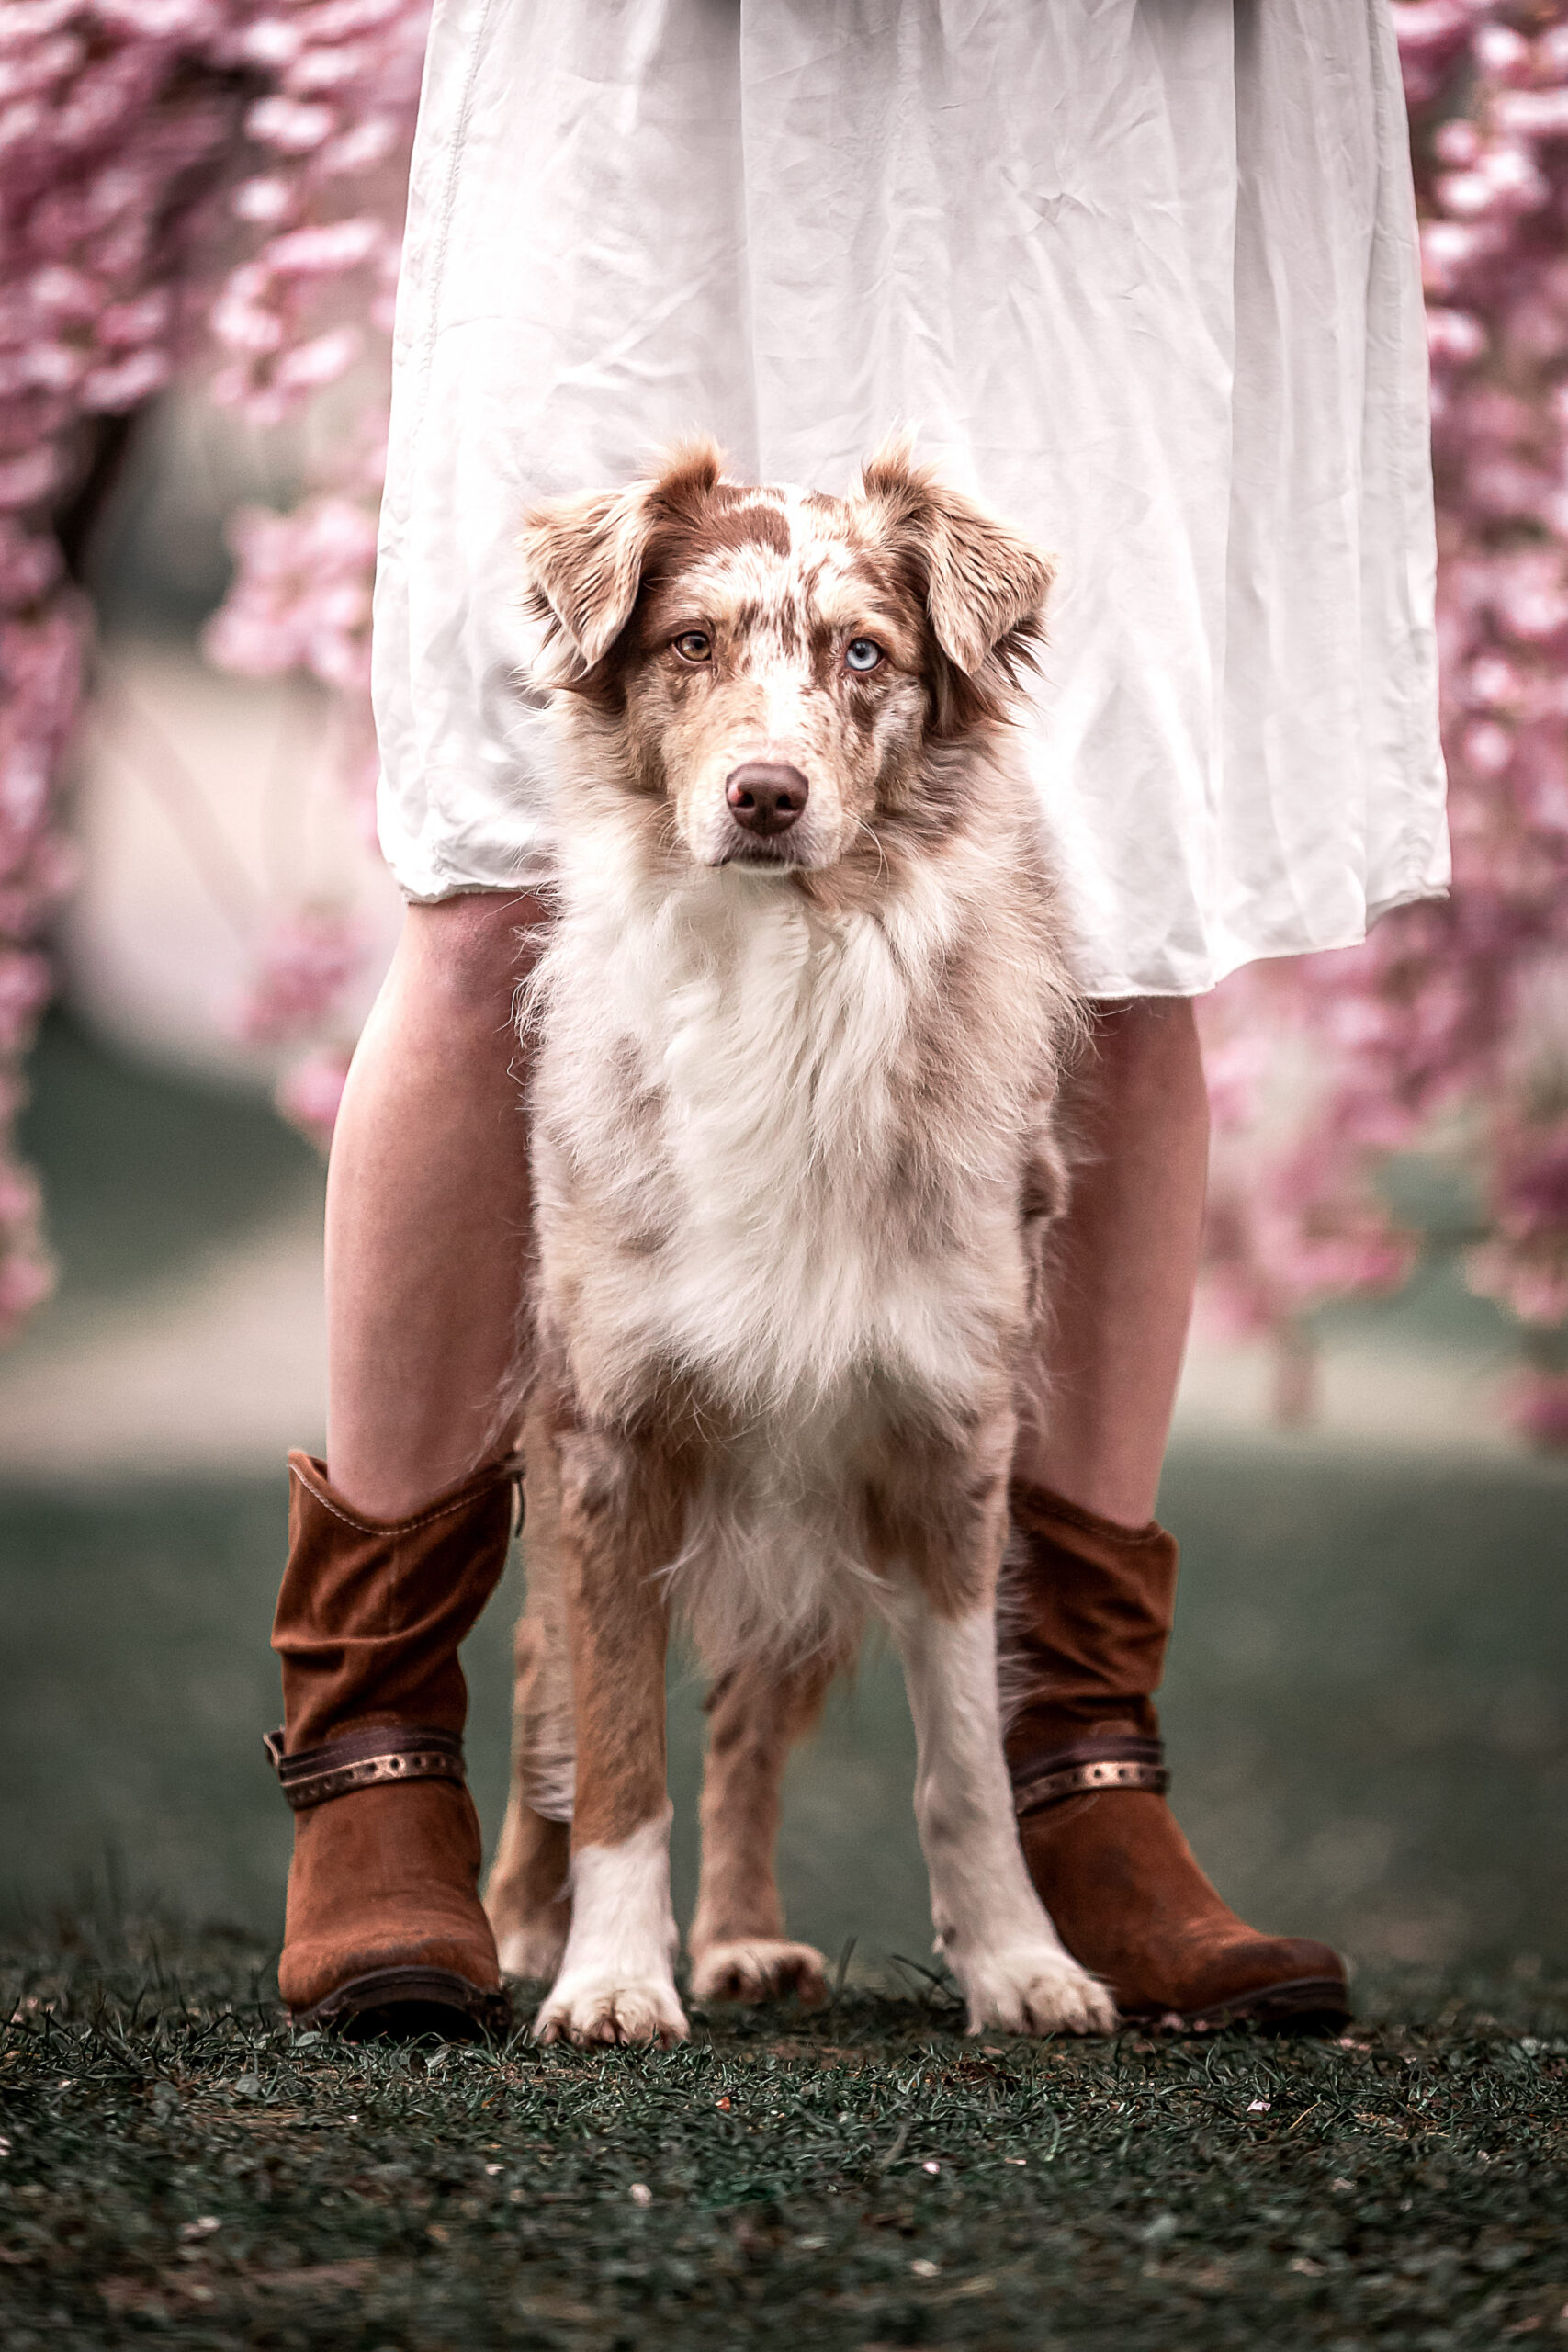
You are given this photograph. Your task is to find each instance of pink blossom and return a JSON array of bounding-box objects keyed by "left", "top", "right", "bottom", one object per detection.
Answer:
[
  {"left": 320, "top": 117, "right": 398, "bottom": 175},
  {"left": 1434, "top": 118, "right": 1483, "bottom": 164},
  {"left": 231, "top": 175, "right": 294, "bottom": 223},
  {"left": 6, "top": 0, "right": 1568, "bottom": 1450},
  {"left": 1473, "top": 25, "right": 1531, "bottom": 78},
  {"left": 264, "top": 217, "right": 381, "bottom": 276},
  {"left": 1393, "top": 1, "right": 1471, "bottom": 37},
  {"left": 1471, "top": 1246, "right": 1568, "bottom": 1324},
  {"left": 205, "top": 493, "right": 378, "bottom": 689},
  {"left": 1427, "top": 307, "right": 1487, "bottom": 363},
  {"left": 272, "top": 322, "right": 361, "bottom": 391},
  {"left": 244, "top": 96, "right": 336, "bottom": 153},
  {"left": 1495, "top": 85, "right": 1568, "bottom": 132},
  {"left": 80, "top": 347, "right": 170, "bottom": 410},
  {"left": 1205, "top": 4, "right": 1568, "bottom": 1447},
  {"left": 0, "top": 947, "right": 51, "bottom": 1051},
  {"left": 236, "top": 17, "right": 306, "bottom": 70},
  {"left": 96, "top": 288, "right": 172, "bottom": 346},
  {"left": 275, "top": 1045, "right": 351, "bottom": 1152},
  {"left": 0, "top": 0, "right": 430, "bottom": 1327},
  {"left": 0, "top": 447, "right": 56, "bottom": 508},
  {"left": 0, "top": 1226, "right": 55, "bottom": 1336},
  {"left": 1462, "top": 718, "right": 1515, "bottom": 775},
  {"left": 1508, "top": 1367, "right": 1568, "bottom": 1449},
  {"left": 234, "top": 908, "right": 365, "bottom": 1046}
]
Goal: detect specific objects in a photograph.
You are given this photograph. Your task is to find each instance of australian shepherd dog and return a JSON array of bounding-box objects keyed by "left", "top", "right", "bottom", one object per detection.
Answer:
[{"left": 483, "top": 438, "right": 1116, "bottom": 2044}]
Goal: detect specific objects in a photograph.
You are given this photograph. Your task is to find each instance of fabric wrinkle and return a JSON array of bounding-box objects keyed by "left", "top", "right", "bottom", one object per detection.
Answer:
[{"left": 372, "top": 0, "right": 1447, "bottom": 992}]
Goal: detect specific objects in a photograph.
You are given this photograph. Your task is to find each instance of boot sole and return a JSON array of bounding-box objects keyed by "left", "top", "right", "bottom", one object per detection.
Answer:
[
  {"left": 290, "top": 1966, "right": 513, "bottom": 2045},
  {"left": 1127, "top": 1973, "right": 1352, "bottom": 2034}
]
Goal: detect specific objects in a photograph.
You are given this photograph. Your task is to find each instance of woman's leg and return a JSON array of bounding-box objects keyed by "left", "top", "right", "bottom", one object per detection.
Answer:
[
  {"left": 324, "top": 891, "right": 544, "bottom": 1517},
  {"left": 266, "top": 888, "right": 545, "bottom": 2041},
  {"left": 1013, "top": 997, "right": 1209, "bottom": 1523},
  {"left": 1005, "top": 996, "right": 1348, "bottom": 2026}
]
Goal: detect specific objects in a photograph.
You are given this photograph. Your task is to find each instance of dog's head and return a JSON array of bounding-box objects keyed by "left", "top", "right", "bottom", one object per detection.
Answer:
[{"left": 520, "top": 438, "right": 1053, "bottom": 874}]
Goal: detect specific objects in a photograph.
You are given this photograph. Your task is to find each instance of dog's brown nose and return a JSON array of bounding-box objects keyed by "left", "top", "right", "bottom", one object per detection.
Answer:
[{"left": 726, "top": 762, "right": 808, "bottom": 836}]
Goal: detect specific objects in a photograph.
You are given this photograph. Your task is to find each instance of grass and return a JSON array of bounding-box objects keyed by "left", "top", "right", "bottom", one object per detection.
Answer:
[
  {"left": 3, "top": 1924, "right": 1566, "bottom": 2350},
  {"left": 7, "top": 1022, "right": 1568, "bottom": 2342}
]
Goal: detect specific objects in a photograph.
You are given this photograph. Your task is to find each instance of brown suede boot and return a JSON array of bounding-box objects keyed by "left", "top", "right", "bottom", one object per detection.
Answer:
[
  {"left": 266, "top": 1451, "right": 519, "bottom": 2041},
  {"left": 1004, "top": 1477, "right": 1350, "bottom": 2030}
]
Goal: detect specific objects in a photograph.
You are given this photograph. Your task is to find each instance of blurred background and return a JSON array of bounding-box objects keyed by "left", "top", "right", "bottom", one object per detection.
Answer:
[{"left": 1, "top": 6, "right": 1565, "bottom": 1986}]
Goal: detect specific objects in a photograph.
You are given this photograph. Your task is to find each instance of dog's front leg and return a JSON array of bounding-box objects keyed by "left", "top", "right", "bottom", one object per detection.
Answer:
[
  {"left": 533, "top": 1420, "right": 687, "bottom": 2047},
  {"left": 886, "top": 1425, "right": 1116, "bottom": 2038},
  {"left": 890, "top": 1587, "right": 1115, "bottom": 2035}
]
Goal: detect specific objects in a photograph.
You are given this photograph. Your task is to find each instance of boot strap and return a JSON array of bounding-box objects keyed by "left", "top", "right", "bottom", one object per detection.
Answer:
[
  {"left": 264, "top": 1724, "right": 467, "bottom": 1812},
  {"left": 1011, "top": 1735, "right": 1168, "bottom": 1820}
]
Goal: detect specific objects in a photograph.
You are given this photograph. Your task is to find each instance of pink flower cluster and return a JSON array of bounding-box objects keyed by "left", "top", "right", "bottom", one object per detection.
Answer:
[
  {"left": 273, "top": 1042, "right": 351, "bottom": 1152},
  {"left": 1203, "top": 1, "right": 1568, "bottom": 1442},
  {"left": 0, "top": 0, "right": 250, "bottom": 1336},
  {"left": 0, "top": 1, "right": 427, "bottom": 1324},
  {"left": 199, "top": 0, "right": 427, "bottom": 1058},
  {"left": 8, "top": 2, "right": 1568, "bottom": 1460},
  {"left": 233, "top": 905, "right": 365, "bottom": 1046},
  {"left": 204, "top": 0, "right": 426, "bottom": 424}
]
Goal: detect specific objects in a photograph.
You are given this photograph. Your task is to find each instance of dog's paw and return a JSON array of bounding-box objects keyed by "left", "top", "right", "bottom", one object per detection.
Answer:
[
  {"left": 690, "top": 1939, "right": 829, "bottom": 2007},
  {"left": 955, "top": 1945, "right": 1117, "bottom": 2038},
  {"left": 493, "top": 1918, "right": 570, "bottom": 1984},
  {"left": 533, "top": 1973, "right": 689, "bottom": 2048}
]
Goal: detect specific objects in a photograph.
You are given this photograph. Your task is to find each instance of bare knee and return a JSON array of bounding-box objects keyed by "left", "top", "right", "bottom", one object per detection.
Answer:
[
  {"left": 397, "top": 889, "right": 552, "bottom": 1023},
  {"left": 1077, "top": 996, "right": 1207, "bottom": 1140},
  {"left": 1087, "top": 994, "right": 1201, "bottom": 1066}
]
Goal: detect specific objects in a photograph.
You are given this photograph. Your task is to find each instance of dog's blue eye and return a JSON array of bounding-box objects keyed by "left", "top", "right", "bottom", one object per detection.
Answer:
[
  {"left": 845, "top": 637, "right": 884, "bottom": 673},
  {"left": 673, "top": 630, "right": 712, "bottom": 662}
]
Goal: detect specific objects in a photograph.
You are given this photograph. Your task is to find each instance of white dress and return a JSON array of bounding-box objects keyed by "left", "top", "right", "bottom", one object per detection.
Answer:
[{"left": 372, "top": 0, "right": 1449, "bottom": 999}]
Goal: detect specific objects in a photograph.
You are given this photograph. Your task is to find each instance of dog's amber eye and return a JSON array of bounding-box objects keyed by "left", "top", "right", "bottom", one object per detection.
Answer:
[
  {"left": 672, "top": 630, "right": 713, "bottom": 663},
  {"left": 845, "top": 637, "right": 884, "bottom": 673}
]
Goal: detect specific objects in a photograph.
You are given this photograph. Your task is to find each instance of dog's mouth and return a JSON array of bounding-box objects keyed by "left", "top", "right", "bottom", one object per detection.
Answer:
[{"left": 716, "top": 834, "right": 804, "bottom": 869}]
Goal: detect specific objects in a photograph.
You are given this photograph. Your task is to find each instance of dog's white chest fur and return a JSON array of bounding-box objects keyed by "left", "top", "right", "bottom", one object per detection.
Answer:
[
  {"left": 635, "top": 892, "right": 901, "bottom": 1373},
  {"left": 534, "top": 850, "right": 1021, "bottom": 1429}
]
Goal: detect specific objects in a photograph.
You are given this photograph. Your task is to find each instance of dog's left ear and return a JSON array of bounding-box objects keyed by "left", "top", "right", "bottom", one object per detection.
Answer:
[
  {"left": 857, "top": 435, "right": 1054, "bottom": 686},
  {"left": 522, "top": 439, "right": 725, "bottom": 687}
]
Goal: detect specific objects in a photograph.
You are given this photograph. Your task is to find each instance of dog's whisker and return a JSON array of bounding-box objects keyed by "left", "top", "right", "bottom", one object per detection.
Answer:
[{"left": 856, "top": 817, "right": 889, "bottom": 882}]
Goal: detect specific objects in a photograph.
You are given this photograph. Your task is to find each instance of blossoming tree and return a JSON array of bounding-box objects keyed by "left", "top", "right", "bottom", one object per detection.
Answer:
[
  {"left": 1, "top": 0, "right": 426, "bottom": 1325},
  {"left": 1200, "top": 2, "right": 1568, "bottom": 1442},
  {"left": 4, "top": 0, "right": 1567, "bottom": 1444}
]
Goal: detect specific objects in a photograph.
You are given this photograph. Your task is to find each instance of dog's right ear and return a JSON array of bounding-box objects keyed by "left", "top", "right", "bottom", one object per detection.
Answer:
[
  {"left": 521, "top": 483, "right": 655, "bottom": 689},
  {"left": 521, "top": 440, "right": 725, "bottom": 689}
]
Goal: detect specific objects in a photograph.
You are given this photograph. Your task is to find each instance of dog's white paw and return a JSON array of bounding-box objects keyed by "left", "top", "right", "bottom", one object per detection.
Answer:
[
  {"left": 690, "top": 1939, "right": 829, "bottom": 2007},
  {"left": 955, "top": 1945, "right": 1117, "bottom": 2038},
  {"left": 533, "top": 1973, "right": 689, "bottom": 2048},
  {"left": 494, "top": 1919, "right": 570, "bottom": 1984}
]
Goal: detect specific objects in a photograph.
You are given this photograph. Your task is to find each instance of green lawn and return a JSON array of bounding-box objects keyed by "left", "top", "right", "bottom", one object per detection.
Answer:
[
  {"left": 3, "top": 1924, "right": 1565, "bottom": 2351},
  {"left": 5, "top": 1017, "right": 1568, "bottom": 2344}
]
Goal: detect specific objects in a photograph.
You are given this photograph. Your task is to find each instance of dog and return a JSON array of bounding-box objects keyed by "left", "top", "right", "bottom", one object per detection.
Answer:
[{"left": 483, "top": 437, "right": 1117, "bottom": 2045}]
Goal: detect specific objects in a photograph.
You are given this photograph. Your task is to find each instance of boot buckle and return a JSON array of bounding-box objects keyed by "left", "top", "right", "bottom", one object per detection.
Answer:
[
  {"left": 264, "top": 1724, "right": 467, "bottom": 1812},
  {"left": 1011, "top": 1735, "right": 1168, "bottom": 1820}
]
